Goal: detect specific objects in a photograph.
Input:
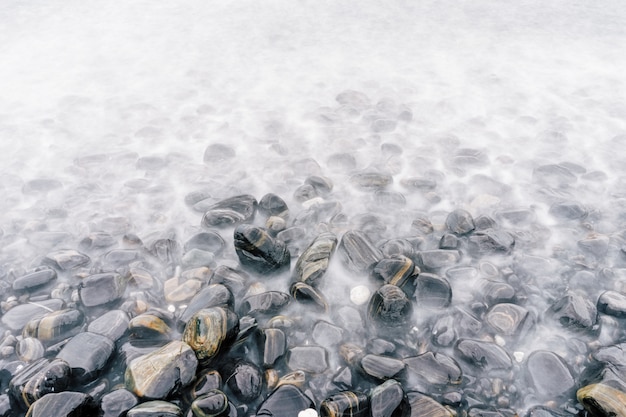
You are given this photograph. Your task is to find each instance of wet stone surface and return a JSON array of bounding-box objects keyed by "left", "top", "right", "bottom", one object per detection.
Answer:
[{"left": 0, "top": 89, "right": 625, "bottom": 417}]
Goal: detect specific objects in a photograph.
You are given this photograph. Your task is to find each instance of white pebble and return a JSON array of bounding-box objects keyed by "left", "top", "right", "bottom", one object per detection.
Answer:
[
  {"left": 350, "top": 285, "right": 371, "bottom": 305},
  {"left": 494, "top": 335, "right": 506, "bottom": 346},
  {"left": 167, "top": 304, "right": 176, "bottom": 313},
  {"left": 298, "top": 409, "right": 318, "bottom": 417},
  {"left": 514, "top": 351, "right": 525, "bottom": 363}
]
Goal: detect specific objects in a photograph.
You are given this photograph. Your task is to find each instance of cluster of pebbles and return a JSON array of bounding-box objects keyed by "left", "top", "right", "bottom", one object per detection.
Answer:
[{"left": 1, "top": 89, "right": 626, "bottom": 417}]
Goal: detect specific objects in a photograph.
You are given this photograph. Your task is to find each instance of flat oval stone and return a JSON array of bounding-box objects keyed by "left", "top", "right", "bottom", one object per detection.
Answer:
[
  {"left": 56, "top": 332, "right": 115, "bottom": 383},
  {"left": 127, "top": 401, "right": 182, "bottom": 417},
  {"left": 525, "top": 350, "right": 575, "bottom": 399},
  {"left": 25, "top": 391, "right": 98, "bottom": 417},
  {"left": 201, "top": 195, "right": 257, "bottom": 228},
  {"left": 361, "top": 354, "right": 406, "bottom": 380},
  {"left": 22, "top": 308, "right": 84, "bottom": 343},
  {"left": 13, "top": 269, "right": 57, "bottom": 292},
  {"left": 125, "top": 340, "right": 198, "bottom": 399},
  {"left": 287, "top": 346, "right": 328, "bottom": 373},
  {"left": 455, "top": 339, "right": 512, "bottom": 370},
  {"left": 1, "top": 299, "right": 65, "bottom": 332}
]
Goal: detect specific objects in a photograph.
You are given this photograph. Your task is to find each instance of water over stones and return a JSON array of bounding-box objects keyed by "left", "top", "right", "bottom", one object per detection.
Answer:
[
  {"left": 234, "top": 225, "right": 291, "bottom": 274},
  {"left": 9, "top": 358, "right": 71, "bottom": 409},
  {"left": 79, "top": 272, "right": 126, "bottom": 307},
  {"left": 1, "top": 299, "right": 65, "bottom": 331},
  {"left": 56, "top": 331, "right": 115, "bottom": 383},
  {"left": 12, "top": 269, "right": 57, "bottom": 292},
  {"left": 524, "top": 350, "right": 575, "bottom": 400},
  {"left": 339, "top": 230, "right": 383, "bottom": 273},
  {"left": 256, "top": 385, "right": 314, "bottom": 417}
]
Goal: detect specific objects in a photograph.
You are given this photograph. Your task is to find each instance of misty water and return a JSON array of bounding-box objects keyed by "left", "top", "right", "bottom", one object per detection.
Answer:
[{"left": 1, "top": 1, "right": 626, "bottom": 417}]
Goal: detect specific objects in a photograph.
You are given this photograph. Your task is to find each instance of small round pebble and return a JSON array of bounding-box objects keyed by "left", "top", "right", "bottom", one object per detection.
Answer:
[
  {"left": 299, "top": 408, "right": 319, "bottom": 417},
  {"left": 350, "top": 286, "right": 371, "bottom": 305}
]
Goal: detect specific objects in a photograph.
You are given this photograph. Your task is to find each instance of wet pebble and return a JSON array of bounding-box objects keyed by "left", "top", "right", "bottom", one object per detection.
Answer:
[
  {"left": 320, "top": 391, "right": 369, "bottom": 417},
  {"left": 127, "top": 400, "right": 182, "bottom": 417},
  {"left": 56, "top": 331, "right": 115, "bottom": 383},
  {"left": 368, "top": 284, "right": 413, "bottom": 330},
  {"left": 12, "top": 269, "right": 57, "bottom": 292},
  {"left": 417, "top": 250, "right": 461, "bottom": 270},
  {"left": 100, "top": 388, "right": 139, "bottom": 417},
  {"left": 339, "top": 230, "right": 383, "bottom": 273},
  {"left": 455, "top": 339, "right": 512, "bottom": 370},
  {"left": 370, "top": 379, "right": 409, "bottom": 417},
  {"left": 182, "top": 307, "right": 239, "bottom": 364},
  {"left": 288, "top": 346, "right": 328, "bottom": 373},
  {"left": 525, "top": 350, "right": 575, "bottom": 400},
  {"left": 79, "top": 272, "right": 126, "bottom": 307},
  {"left": 294, "top": 232, "right": 337, "bottom": 287},
  {"left": 598, "top": 290, "right": 626, "bottom": 318},
  {"left": 125, "top": 340, "right": 198, "bottom": 399},
  {"left": 1, "top": 299, "right": 65, "bottom": 331},
  {"left": 224, "top": 361, "right": 263, "bottom": 402},
  {"left": 88, "top": 309, "right": 129, "bottom": 341},
  {"left": 256, "top": 385, "right": 314, "bottom": 417},
  {"left": 361, "top": 354, "right": 406, "bottom": 380},
  {"left": 24, "top": 391, "right": 98, "bottom": 417},
  {"left": 234, "top": 225, "right": 291, "bottom": 274},
  {"left": 201, "top": 195, "right": 257, "bottom": 227},
  {"left": 43, "top": 249, "right": 90, "bottom": 270},
  {"left": 415, "top": 273, "right": 452, "bottom": 309},
  {"left": 445, "top": 209, "right": 475, "bottom": 235},
  {"left": 551, "top": 291, "right": 598, "bottom": 330}
]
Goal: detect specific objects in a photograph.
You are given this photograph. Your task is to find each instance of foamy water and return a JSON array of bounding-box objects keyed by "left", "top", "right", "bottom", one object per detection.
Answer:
[{"left": 1, "top": 1, "right": 626, "bottom": 416}]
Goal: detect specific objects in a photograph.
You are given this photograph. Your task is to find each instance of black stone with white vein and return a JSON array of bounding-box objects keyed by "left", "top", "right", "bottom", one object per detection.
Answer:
[
  {"left": 25, "top": 391, "right": 98, "bottom": 417},
  {"left": 202, "top": 194, "right": 257, "bottom": 228},
  {"left": 293, "top": 232, "right": 337, "bottom": 287},
  {"left": 368, "top": 285, "right": 413, "bottom": 330},
  {"left": 320, "top": 391, "right": 370, "bottom": 417},
  {"left": 339, "top": 230, "right": 383, "bottom": 273},
  {"left": 9, "top": 358, "right": 71, "bottom": 410},
  {"left": 234, "top": 225, "right": 290, "bottom": 274}
]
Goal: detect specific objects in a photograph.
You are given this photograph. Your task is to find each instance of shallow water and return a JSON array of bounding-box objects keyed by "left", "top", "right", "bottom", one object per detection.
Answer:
[{"left": 1, "top": 1, "right": 626, "bottom": 416}]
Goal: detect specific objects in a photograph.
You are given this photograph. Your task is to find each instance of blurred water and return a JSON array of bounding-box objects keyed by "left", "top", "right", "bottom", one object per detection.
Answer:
[{"left": 1, "top": 1, "right": 626, "bottom": 415}]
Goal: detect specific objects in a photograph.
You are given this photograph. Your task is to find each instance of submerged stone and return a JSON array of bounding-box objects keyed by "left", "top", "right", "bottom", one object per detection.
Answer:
[
  {"left": 202, "top": 194, "right": 257, "bottom": 227},
  {"left": 234, "top": 225, "right": 291, "bottom": 274},
  {"left": 256, "top": 385, "right": 314, "bottom": 417},
  {"left": 125, "top": 340, "right": 198, "bottom": 399},
  {"left": 525, "top": 350, "right": 575, "bottom": 400},
  {"left": 56, "top": 332, "right": 115, "bottom": 383}
]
